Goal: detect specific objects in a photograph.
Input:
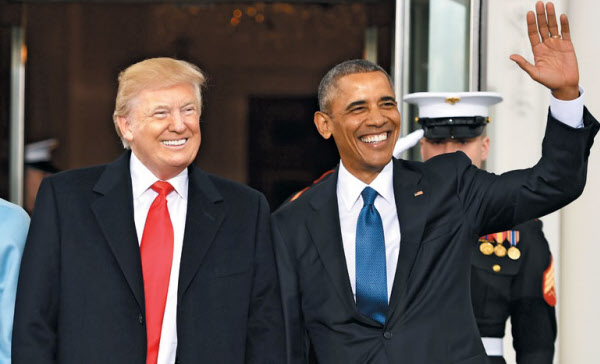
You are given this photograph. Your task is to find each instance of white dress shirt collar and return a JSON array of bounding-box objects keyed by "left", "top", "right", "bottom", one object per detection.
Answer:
[
  {"left": 129, "top": 151, "right": 189, "bottom": 201},
  {"left": 337, "top": 159, "right": 395, "bottom": 210}
]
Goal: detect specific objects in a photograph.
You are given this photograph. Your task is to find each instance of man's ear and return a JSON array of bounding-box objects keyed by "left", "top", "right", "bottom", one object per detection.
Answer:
[
  {"left": 117, "top": 116, "right": 134, "bottom": 142},
  {"left": 480, "top": 136, "right": 490, "bottom": 162},
  {"left": 314, "top": 111, "right": 332, "bottom": 140}
]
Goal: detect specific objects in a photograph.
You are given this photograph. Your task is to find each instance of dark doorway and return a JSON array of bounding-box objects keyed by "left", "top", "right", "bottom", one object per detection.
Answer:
[{"left": 248, "top": 96, "right": 339, "bottom": 209}]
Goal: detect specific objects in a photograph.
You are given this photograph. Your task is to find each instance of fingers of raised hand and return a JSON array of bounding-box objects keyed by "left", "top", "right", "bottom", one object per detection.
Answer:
[
  {"left": 510, "top": 54, "right": 537, "bottom": 80},
  {"left": 536, "top": 1, "right": 550, "bottom": 40},
  {"left": 530, "top": 2, "right": 570, "bottom": 44},
  {"left": 546, "top": 2, "right": 561, "bottom": 38},
  {"left": 560, "top": 13, "right": 571, "bottom": 41},
  {"left": 527, "top": 11, "right": 541, "bottom": 46}
]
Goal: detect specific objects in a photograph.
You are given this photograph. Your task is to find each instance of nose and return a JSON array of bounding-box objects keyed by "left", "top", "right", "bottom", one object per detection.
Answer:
[
  {"left": 169, "top": 111, "right": 186, "bottom": 133},
  {"left": 366, "top": 107, "right": 387, "bottom": 127}
]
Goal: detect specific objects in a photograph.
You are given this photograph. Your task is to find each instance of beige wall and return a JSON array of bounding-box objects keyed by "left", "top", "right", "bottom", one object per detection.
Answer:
[
  {"left": 559, "top": 0, "right": 600, "bottom": 362},
  {"left": 485, "top": 0, "right": 599, "bottom": 362}
]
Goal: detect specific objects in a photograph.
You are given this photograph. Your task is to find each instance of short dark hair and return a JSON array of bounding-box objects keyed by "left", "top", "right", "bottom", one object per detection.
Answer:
[{"left": 317, "top": 59, "right": 393, "bottom": 113}]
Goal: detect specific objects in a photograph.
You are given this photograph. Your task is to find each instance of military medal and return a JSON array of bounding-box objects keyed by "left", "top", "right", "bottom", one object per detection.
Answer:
[
  {"left": 494, "top": 244, "right": 507, "bottom": 257},
  {"left": 507, "top": 230, "right": 521, "bottom": 260},
  {"left": 478, "top": 235, "right": 494, "bottom": 255},
  {"left": 479, "top": 241, "right": 494, "bottom": 255},
  {"left": 507, "top": 246, "right": 521, "bottom": 260}
]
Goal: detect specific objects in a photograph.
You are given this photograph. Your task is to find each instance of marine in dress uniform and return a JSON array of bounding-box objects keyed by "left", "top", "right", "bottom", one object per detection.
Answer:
[{"left": 406, "top": 91, "right": 557, "bottom": 363}]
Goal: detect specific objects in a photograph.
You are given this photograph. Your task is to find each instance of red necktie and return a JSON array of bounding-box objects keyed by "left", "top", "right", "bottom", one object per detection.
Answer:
[{"left": 140, "top": 181, "right": 174, "bottom": 364}]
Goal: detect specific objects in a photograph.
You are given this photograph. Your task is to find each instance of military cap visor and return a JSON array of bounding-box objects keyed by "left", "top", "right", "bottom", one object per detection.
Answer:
[{"left": 419, "top": 116, "right": 487, "bottom": 140}]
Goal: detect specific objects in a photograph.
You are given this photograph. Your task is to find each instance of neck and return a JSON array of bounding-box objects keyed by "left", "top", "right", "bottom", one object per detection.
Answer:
[{"left": 341, "top": 161, "right": 387, "bottom": 185}]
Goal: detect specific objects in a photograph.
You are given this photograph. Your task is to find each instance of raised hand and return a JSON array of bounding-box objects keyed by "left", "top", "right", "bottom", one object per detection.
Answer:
[{"left": 510, "top": 1, "right": 579, "bottom": 100}]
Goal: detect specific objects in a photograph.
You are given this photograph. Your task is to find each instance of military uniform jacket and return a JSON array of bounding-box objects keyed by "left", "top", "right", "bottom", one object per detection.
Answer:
[
  {"left": 472, "top": 219, "right": 556, "bottom": 364},
  {"left": 272, "top": 110, "right": 598, "bottom": 364}
]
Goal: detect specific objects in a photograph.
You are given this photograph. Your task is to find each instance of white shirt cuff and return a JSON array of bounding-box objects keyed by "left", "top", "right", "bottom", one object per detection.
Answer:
[{"left": 549, "top": 86, "right": 585, "bottom": 128}]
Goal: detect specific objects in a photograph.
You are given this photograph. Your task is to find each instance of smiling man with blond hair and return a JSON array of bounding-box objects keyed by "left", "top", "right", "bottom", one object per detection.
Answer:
[{"left": 13, "top": 57, "right": 284, "bottom": 364}]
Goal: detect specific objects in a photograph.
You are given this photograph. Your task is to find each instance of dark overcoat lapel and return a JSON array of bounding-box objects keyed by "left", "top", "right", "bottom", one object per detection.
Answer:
[
  {"left": 305, "top": 168, "right": 376, "bottom": 324},
  {"left": 178, "top": 164, "right": 226, "bottom": 300},
  {"left": 91, "top": 151, "right": 145, "bottom": 312},
  {"left": 90, "top": 153, "right": 227, "bottom": 312},
  {"left": 386, "top": 159, "right": 428, "bottom": 324}
]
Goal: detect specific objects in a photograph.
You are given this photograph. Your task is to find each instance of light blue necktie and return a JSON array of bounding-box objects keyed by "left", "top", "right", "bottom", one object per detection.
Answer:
[{"left": 355, "top": 186, "right": 388, "bottom": 325}]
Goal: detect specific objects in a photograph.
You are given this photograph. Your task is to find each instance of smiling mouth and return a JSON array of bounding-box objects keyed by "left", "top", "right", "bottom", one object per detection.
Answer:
[
  {"left": 360, "top": 132, "right": 389, "bottom": 144},
  {"left": 162, "top": 138, "right": 188, "bottom": 146}
]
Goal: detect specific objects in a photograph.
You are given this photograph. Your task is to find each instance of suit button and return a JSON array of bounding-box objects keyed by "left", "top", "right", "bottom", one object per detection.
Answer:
[
  {"left": 383, "top": 331, "right": 392, "bottom": 340},
  {"left": 139, "top": 313, "right": 144, "bottom": 325}
]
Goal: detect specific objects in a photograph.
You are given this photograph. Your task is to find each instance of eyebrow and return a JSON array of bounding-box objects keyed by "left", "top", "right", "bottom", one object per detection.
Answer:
[
  {"left": 181, "top": 102, "right": 197, "bottom": 108},
  {"left": 344, "top": 100, "right": 367, "bottom": 111},
  {"left": 344, "top": 96, "right": 397, "bottom": 111},
  {"left": 149, "top": 104, "right": 169, "bottom": 112}
]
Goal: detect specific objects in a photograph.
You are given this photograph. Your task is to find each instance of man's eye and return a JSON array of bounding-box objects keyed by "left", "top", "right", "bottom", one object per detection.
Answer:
[
  {"left": 154, "top": 111, "right": 167, "bottom": 118},
  {"left": 381, "top": 102, "right": 397, "bottom": 108},
  {"left": 350, "top": 107, "right": 365, "bottom": 113},
  {"left": 183, "top": 107, "right": 196, "bottom": 115}
]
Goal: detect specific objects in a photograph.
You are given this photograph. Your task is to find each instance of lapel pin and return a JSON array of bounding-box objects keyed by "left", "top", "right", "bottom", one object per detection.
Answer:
[{"left": 414, "top": 190, "right": 423, "bottom": 197}]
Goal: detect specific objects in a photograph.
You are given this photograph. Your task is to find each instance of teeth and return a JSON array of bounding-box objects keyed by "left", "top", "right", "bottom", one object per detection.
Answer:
[
  {"left": 361, "top": 133, "right": 388, "bottom": 144},
  {"left": 162, "top": 139, "right": 187, "bottom": 146}
]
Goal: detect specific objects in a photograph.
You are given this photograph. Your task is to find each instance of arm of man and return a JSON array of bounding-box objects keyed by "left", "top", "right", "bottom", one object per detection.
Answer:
[
  {"left": 0, "top": 202, "right": 29, "bottom": 363},
  {"left": 12, "top": 179, "right": 60, "bottom": 363},
  {"left": 510, "top": 220, "right": 557, "bottom": 364},
  {"left": 245, "top": 194, "right": 286, "bottom": 364},
  {"left": 458, "top": 2, "right": 599, "bottom": 234}
]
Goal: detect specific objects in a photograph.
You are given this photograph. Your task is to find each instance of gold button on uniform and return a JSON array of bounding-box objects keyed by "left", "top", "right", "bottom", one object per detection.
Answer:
[{"left": 492, "top": 264, "right": 501, "bottom": 272}]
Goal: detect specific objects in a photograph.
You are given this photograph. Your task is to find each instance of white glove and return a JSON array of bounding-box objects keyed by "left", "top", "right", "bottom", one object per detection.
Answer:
[{"left": 393, "top": 129, "right": 424, "bottom": 159}]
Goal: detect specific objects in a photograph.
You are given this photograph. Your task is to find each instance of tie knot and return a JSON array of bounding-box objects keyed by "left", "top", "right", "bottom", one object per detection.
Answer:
[
  {"left": 151, "top": 181, "right": 174, "bottom": 197},
  {"left": 361, "top": 186, "right": 378, "bottom": 206}
]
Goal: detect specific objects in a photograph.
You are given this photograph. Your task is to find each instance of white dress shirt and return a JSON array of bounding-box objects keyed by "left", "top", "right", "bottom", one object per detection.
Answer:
[
  {"left": 337, "top": 160, "right": 400, "bottom": 302},
  {"left": 335, "top": 89, "right": 584, "bottom": 304},
  {"left": 130, "top": 153, "right": 188, "bottom": 364},
  {"left": 549, "top": 86, "right": 585, "bottom": 128}
]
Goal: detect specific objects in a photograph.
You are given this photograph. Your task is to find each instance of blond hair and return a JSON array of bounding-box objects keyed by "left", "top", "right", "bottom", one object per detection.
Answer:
[{"left": 113, "top": 57, "right": 206, "bottom": 148}]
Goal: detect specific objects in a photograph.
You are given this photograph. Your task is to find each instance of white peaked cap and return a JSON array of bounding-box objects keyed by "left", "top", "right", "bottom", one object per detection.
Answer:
[
  {"left": 25, "top": 139, "right": 58, "bottom": 163},
  {"left": 404, "top": 92, "right": 503, "bottom": 118}
]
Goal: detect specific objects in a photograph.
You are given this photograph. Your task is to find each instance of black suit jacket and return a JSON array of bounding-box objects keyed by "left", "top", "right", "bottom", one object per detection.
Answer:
[
  {"left": 272, "top": 111, "right": 599, "bottom": 364},
  {"left": 13, "top": 151, "right": 285, "bottom": 364}
]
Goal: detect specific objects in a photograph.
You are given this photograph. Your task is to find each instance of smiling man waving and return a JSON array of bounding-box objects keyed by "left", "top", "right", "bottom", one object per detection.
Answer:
[
  {"left": 13, "top": 57, "right": 284, "bottom": 364},
  {"left": 272, "top": 3, "right": 599, "bottom": 363}
]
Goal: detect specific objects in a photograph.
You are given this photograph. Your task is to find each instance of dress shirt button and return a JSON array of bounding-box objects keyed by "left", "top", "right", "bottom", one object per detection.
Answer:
[
  {"left": 383, "top": 331, "right": 392, "bottom": 340},
  {"left": 138, "top": 313, "right": 144, "bottom": 325}
]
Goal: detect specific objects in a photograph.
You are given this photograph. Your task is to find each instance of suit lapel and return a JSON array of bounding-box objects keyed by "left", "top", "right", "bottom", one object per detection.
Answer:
[
  {"left": 177, "top": 165, "right": 225, "bottom": 300},
  {"left": 386, "top": 159, "right": 428, "bottom": 323},
  {"left": 91, "top": 151, "right": 145, "bottom": 312},
  {"left": 306, "top": 169, "right": 375, "bottom": 325}
]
